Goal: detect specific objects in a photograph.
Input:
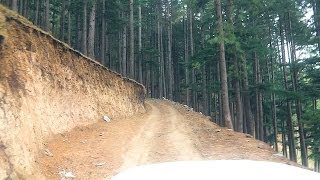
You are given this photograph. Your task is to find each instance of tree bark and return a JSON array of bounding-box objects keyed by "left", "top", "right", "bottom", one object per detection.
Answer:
[
  {"left": 138, "top": 3, "right": 143, "bottom": 83},
  {"left": 157, "top": 3, "right": 163, "bottom": 98},
  {"left": 129, "top": 0, "right": 135, "bottom": 79},
  {"left": 101, "top": 0, "right": 106, "bottom": 64},
  {"left": 122, "top": 13, "right": 127, "bottom": 76},
  {"left": 312, "top": 0, "right": 320, "bottom": 54},
  {"left": 189, "top": 7, "right": 196, "bottom": 109},
  {"left": 271, "top": 60, "right": 278, "bottom": 151},
  {"left": 288, "top": 12, "right": 308, "bottom": 166},
  {"left": 242, "top": 56, "right": 254, "bottom": 135},
  {"left": 22, "top": 0, "right": 28, "bottom": 17},
  {"left": 67, "top": 0, "right": 71, "bottom": 45},
  {"left": 167, "top": 0, "right": 173, "bottom": 100},
  {"left": 44, "top": 0, "right": 50, "bottom": 31},
  {"left": 280, "top": 16, "right": 297, "bottom": 162},
  {"left": 88, "top": 0, "right": 96, "bottom": 58},
  {"left": 35, "top": 0, "right": 40, "bottom": 25},
  {"left": 11, "top": 0, "right": 17, "bottom": 11},
  {"left": 227, "top": 0, "right": 242, "bottom": 132},
  {"left": 60, "top": 0, "right": 66, "bottom": 41},
  {"left": 254, "top": 52, "right": 264, "bottom": 140},
  {"left": 184, "top": 15, "right": 191, "bottom": 106},
  {"left": 82, "top": 0, "right": 88, "bottom": 55},
  {"left": 215, "top": 0, "right": 233, "bottom": 129}
]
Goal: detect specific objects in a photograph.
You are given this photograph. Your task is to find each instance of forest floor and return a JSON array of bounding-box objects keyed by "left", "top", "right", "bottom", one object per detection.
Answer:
[{"left": 37, "top": 99, "right": 296, "bottom": 179}]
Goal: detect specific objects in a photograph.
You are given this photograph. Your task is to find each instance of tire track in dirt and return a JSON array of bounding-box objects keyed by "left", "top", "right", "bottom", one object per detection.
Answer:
[{"left": 120, "top": 101, "right": 202, "bottom": 171}]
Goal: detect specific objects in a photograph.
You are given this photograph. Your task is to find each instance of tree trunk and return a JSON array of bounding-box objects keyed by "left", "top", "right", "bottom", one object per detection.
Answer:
[
  {"left": 200, "top": 8, "right": 209, "bottom": 116},
  {"left": 101, "top": 0, "right": 106, "bottom": 64},
  {"left": 167, "top": 0, "right": 173, "bottom": 100},
  {"left": 242, "top": 56, "right": 254, "bottom": 135},
  {"left": 314, "top": 99, "right": 319, "bottom": 172},
  {"left": 157, "top": 3, "right": 163, "bottom": 98},
  {"left": 138, "top": 3, "right": 143, "bottom": 83},
  {"left": 11, "top": 0, "right": 17, "bottom": 11},
  {"left": 129, "top": 0, "right": 135, "bottom": 79},
  {"left": 234, "top": 70, "right": 243, "bottom": 132},
  {"left": 271, "top": 62, "right": 278, "bottom": 151},
  {"left": 35, "top": 0, "right": 40, "bottom": 25},
  {"left": 215, "top": 0, "right": 233, "bottom": 129},
  {"left": 67, "top": 0, "right": 71, "bottom": 45},
  {"left": 88, "top": 0, "right": 96, "bottom": 59},
  {"left": 160, "top": 20, "right": 166, "bottom": 98},
  {"left": 122, "top": 14, "right": 127, "bottom": 76},
  {"left": 312, "top": 0, "right": 320, "bottom": 54},
  {"left": 282, "top": 120, "right": 288, "bottom": 157},
  {"left": 189, "top": 7, "right": 196, "bottom": 109},
  {"left": 60, "top": 0, "right": 65, "bottom": 41},
  {"left": 22, "top": 0, "right": 27, "bottom": 17},
  {"left": 280, "top": 16, "right": 297, "bottom": 162},
  {"left": 288, "top": 13, "right": 308, "bottom": 166},
  {"left": 184, "top": 15, "right": 191, "bottom": 106},
  {"left": 82, "top": 0, "right": 88, "bottom": 55},
  {"left": 227, "top": 0, "right": 242, "bottom": 131},
  {"left": 44, "top": 0, "right": 50, "bottom": 31},
  {"left": 254, "top": 52, "right": 264, "bottom": 140}
]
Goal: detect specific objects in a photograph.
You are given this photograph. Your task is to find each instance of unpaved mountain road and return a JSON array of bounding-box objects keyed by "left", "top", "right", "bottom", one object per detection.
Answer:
[{"left": 37, "top": 100, "right": 296, "bottom": 179}]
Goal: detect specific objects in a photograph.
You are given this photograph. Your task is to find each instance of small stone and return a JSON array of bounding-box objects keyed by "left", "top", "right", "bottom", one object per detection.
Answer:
[
  {"left": 215, "top": 129, "right": 221, "bottom": 132},
  {"left": 245, "top": 134, "right": 253, "bottom": 138},
  {"left": 273, "top": 153, "right": 283, "bottom": 157},
  {"left": 103, "top": 115, "right": 111, "bottom": 122},
  {"left": 95, "top": 162, "right": 107, "bottom": 167},
  {"left": 44, "top": 149, "right": 53, "bottom": 157},
  {"left": 59, "top": 170, "right": 75, "bottom": 179}
]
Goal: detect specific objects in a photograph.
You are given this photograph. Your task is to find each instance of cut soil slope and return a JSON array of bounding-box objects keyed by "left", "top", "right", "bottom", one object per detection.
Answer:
[
  {"left": 0, "top": 6, "right": 145, "bottom": 179},
  {"left": 38, "top": 100, "right": 296, "bottom": 179}
]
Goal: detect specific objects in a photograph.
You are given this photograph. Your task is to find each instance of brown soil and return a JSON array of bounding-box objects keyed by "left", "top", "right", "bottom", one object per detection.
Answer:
[
  {"left": 0, "top": 6, "right": 145, "bottom": 178},
  {"left": 37, "top": 99, "right": 295, "bottom": 179}
]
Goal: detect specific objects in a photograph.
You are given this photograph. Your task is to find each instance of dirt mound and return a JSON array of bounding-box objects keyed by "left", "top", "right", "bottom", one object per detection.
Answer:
[
  {"left": 0, "top": 6, "right": 145, "bottom": 179},
  {"left": 38, "top": 100, "right": 297, "bottom": 179}
]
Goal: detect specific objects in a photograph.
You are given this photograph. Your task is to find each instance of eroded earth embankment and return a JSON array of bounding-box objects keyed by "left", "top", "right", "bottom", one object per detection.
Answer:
[{"left": 0, "top": 6, "right": 145, "bottom": 179}]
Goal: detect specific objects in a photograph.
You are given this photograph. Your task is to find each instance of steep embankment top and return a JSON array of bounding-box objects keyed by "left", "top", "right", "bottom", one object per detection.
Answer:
[{"left": 0, "top": 5, "right": 145, "bottom": 91}]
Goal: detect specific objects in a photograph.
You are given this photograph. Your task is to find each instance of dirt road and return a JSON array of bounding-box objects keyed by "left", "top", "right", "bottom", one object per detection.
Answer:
[
  {"left": 37, "top": 100, "right": 294, "bottom": 179},
  {"left": 120, "top": 102, "right": 202, "bottom": 170}
]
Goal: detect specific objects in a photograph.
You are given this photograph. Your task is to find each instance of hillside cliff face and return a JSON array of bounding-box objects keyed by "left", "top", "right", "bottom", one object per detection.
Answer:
[{"left": 0, "top": 6, "right": 145, "bottom": 179}]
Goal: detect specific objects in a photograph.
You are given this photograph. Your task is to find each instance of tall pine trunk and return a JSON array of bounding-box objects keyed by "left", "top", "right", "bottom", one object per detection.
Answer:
[
  {"left": 184, "top": 15, "right": 191, "bottom": 106},
  {"left": 122, "top": 12, "right": 127, "bottom": 76},
  {"left": 88, "top": 0, "right": 96, "bottom": 59},
  {"left": 129, "top": 0, "right": 135, "bottom": 79},
  {"left": 288, "top": 13, "right": 308, "bottom": 166},
  {"left": 44, "top": 0, "right": 50, "bottom": 31},
  {"left": 189, "top": 7, "right": 196, "bottom": 109},
  {"left": 60, "top": 0, "right": 65, "bottom": 41},
  {"left": 101, "top": 0, "right": 106, "bottom": 64},
  {"left": 242, "top": 56, "right": 254, "bottom": 135},
  {"left": 167, "top": 0, "right": 173, "bottom": 100},
  {"left": 215, "top": 0, "right": 233, "bottom": 129},
  {"left": 254, "top": 52, "right": 264, "bottom": 140},
  {"left": 138, "top": 3, "right": 143, "bottom": 83},
  {"left": 67, "top": 0, "right": 71, "bottom": 45},
  {"left": 280, "top": 16, "right": 297, "bottom": 162},
  {"left": 35, "top": 0, "right": 40, "bottom": 25},
  {"left": 82, "top": 0, "right": 88, "bottom": 55},
  {"left": 11, "top": 0, "right": 17, "bottom": 11}
]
